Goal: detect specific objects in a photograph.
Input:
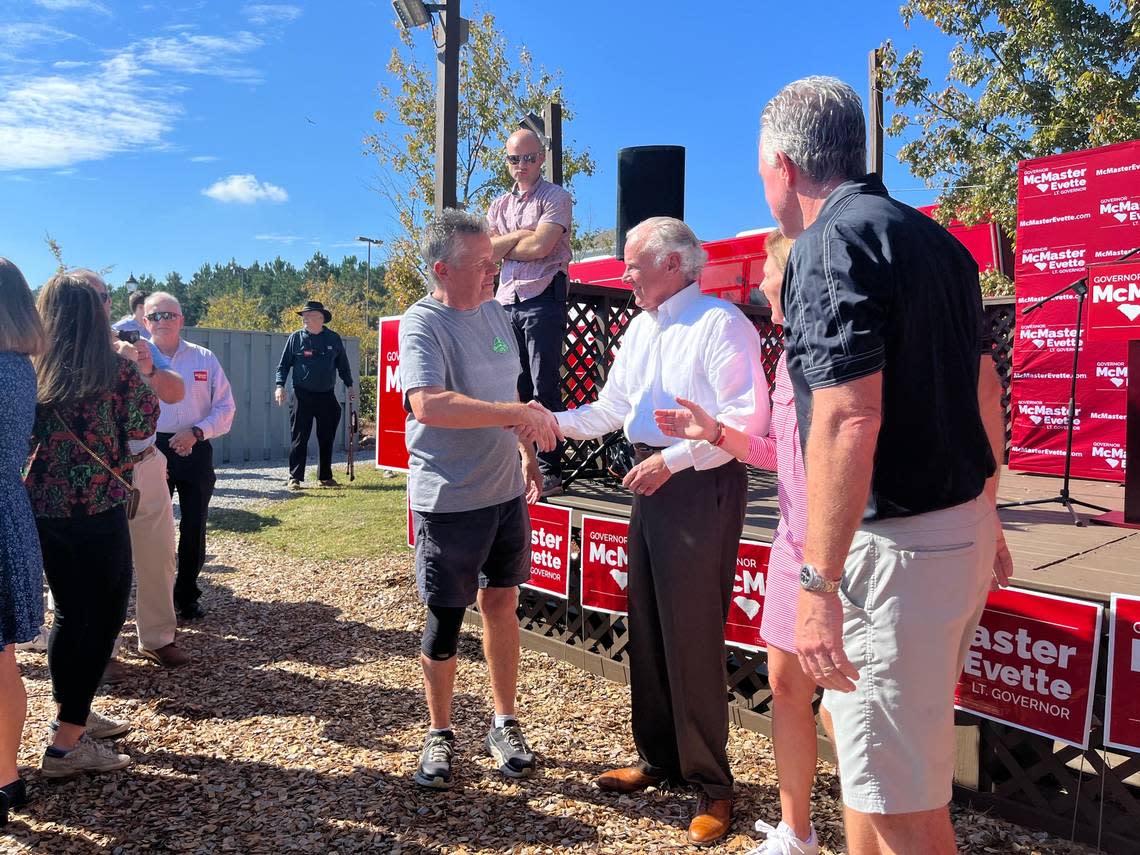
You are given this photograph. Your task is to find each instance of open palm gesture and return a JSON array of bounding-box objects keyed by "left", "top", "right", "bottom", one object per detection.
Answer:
[{"left": 654, "top": 397, "right": 718, "bottom": 443}]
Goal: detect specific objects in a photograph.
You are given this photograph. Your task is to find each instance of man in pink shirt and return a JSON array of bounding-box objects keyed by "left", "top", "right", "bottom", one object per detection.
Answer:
[{"left": 487, "top": 128, "right": 573, "bottom": 497}]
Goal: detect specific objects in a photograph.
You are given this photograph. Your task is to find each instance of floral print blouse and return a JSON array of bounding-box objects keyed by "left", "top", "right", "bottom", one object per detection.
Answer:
[{"left": 25, "top": 357, "right": 159, "bottom": 518}]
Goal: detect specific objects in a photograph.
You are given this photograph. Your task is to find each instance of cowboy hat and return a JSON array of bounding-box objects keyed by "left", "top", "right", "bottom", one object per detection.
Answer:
[{"left": 297, "top": 300, "right": 332, "bottom": 322}]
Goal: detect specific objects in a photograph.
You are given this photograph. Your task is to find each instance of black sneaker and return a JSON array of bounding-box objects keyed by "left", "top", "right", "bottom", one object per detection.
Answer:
[
  {"left": 485, "top": 720, "right": 536, "bottom": 779},
  {"left": 539, "top": 474, "right": 563, "bottom": 498},
  {"left": 414, "top": 731, "right": 455, "bottom": 790}
]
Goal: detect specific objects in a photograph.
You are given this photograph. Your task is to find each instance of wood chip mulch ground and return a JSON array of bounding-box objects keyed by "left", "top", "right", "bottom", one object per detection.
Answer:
[{"left": 5, "top": 536, "right": 1099, "bottom": 854}]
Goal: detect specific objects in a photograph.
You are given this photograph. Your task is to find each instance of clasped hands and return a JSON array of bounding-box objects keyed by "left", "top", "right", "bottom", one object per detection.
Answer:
[{"left": 511, "top": 400, "right": 563, "bottom": 452}]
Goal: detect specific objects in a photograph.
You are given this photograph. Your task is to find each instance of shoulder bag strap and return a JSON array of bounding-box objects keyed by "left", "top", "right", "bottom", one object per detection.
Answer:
[{"left": 51, "top": 408, "right": 133, "bottom": 494}]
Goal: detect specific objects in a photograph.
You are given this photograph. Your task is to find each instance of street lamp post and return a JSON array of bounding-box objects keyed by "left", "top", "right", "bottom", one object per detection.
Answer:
[{"left": 356, "top": 236, "right": 383, "bottom": 378}]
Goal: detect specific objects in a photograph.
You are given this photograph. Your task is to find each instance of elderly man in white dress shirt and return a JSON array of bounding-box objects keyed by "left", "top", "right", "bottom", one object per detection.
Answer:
[
  {"left": 547, "top": 217, "right": 769, "bottom": 846},
  {"left": 146, "top": 292, "right": 235, "bottom": 622}
]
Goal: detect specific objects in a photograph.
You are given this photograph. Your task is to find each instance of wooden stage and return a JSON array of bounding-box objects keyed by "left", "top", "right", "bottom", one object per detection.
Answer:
[{"left": 547, "top": 467, "right": 1139, "bottom": 604}]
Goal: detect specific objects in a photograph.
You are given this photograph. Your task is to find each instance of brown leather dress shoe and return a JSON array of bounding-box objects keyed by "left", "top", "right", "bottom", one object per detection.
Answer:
[
  {"left": 100, "top": 658, "right": 128, "bottom": 685},
  {"left": 594, "top": 766, "right": 664, "bottom": 793},
  {"left": 688, "top": 797, "right": 732, "bottom": 846},
  {"left": 140, "top": 643, "right": 190, "bottom": 668}
]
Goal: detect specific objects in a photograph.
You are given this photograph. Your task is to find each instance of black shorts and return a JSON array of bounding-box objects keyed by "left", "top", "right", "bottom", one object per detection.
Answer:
[{"left": 412, "top": 495, "right": 531, "bottom": 607}]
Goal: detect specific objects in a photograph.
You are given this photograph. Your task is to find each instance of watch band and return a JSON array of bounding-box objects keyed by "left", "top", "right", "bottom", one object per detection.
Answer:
[{"left": 191, "top": 426, "right": 205, "bottom": 442}]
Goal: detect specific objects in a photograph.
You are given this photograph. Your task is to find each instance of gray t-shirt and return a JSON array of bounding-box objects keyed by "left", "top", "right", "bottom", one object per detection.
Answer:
[{"left": 399, "top": 294, "right": 525, "bottom": 513}]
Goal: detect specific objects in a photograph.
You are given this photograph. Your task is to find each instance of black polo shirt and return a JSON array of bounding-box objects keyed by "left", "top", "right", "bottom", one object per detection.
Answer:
[{"left": 782, "top": 174, "right": 995, "bottom": 520}]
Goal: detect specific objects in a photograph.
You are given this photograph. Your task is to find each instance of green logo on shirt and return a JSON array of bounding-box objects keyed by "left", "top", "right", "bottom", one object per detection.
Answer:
[{"left": 491, "top": 336, "right": 509, "bottom": 354}]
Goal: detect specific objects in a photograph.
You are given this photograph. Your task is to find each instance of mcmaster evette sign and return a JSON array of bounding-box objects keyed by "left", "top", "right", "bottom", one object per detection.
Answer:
[{"left": 1008, "top": 140, "right": 1140, "bottom": 481}]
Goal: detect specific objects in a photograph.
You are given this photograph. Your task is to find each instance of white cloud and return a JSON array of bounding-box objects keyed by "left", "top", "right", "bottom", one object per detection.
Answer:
[
  {"left": 51, "top": 60, "right": 89, "bottom": 70},
  {"left": 243, "top": 4, "right": 303, "bottom": 26},
  {"left": 254, "top": 233, "right": 304, "bottom": 244},
  {"left": 33, "top": 0, "right": 110, "bottom": 14},
  {"left": 202, "top": 174, "right": 288, "bottom": 204},
  {"left": 190, "top": 155, "right": 218, "bottom": 163},
  {"left": 0, "top": 54, "right": 180, "bottom": 170},
  {"left": 0, "top": 25, "right": 271, "bottom": 171}
]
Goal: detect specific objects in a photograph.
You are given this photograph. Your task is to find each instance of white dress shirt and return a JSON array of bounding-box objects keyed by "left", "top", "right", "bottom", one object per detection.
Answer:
[
  {"left": 556, "top": 283, "right": 769, "bottom": 472},
  {"left": 155, "top": 338, "right": 236, "bottom": 440}
]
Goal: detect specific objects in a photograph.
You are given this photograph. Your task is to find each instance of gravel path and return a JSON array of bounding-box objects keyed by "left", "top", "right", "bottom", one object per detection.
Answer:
[
  {"left": 201, "top": 450, "right": 394, "bottom": 512},
  {"left": 6, "top": 535, "right": 1097, "bottom": 854}
]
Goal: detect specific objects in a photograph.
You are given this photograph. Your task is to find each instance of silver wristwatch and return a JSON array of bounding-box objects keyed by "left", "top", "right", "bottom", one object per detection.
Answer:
[{"left": 799, "top": 563, "right": 841, "bottom": 594}]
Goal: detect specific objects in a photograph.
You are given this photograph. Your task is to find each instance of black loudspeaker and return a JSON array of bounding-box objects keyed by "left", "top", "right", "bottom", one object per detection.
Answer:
[{"left": 615, "top": 146, "right": 685, "bottom": 259}]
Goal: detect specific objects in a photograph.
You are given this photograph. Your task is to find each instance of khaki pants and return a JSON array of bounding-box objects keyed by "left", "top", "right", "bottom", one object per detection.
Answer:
[{"left": 129, "top": 447, "right": 178, "bottom": 651}]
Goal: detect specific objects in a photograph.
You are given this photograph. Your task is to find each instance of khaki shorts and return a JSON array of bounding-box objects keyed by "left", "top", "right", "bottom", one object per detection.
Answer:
[{"left": 821, "top": 496, "right": 996, "bottom": 814}]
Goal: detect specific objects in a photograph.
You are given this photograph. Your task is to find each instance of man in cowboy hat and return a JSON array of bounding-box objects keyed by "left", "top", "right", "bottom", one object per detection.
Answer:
[{"left": 275, "top": 300, "right": 356, "bottom": 489}]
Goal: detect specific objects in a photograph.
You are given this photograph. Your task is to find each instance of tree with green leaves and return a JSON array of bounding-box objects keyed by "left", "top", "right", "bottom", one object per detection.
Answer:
[
  {"left": 199, "top": 291, "right": 278, "bottom": 332},
  {"left": 881, "top": 0, "right": 1140, "bottom": 259},
  {"left": 367, "top": 11, "right": 595, "bottom": 309}
]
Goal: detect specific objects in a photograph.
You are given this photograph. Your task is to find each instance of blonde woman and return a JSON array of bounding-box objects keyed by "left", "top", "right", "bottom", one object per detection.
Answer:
[{"left": 0, "top": 259, "right": 46, "bottom": 825}]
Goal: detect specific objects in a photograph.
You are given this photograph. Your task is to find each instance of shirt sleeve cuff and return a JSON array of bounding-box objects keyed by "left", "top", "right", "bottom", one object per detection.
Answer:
[{"left": 660, "top": 442, "right": 694, "bottom": 473}]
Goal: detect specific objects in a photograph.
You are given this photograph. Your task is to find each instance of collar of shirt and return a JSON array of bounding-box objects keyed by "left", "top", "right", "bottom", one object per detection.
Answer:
[
  {"left": 648, "top": 282, "right": 701, "bottom": 326},
  {"left": 511, "top": 177, "right": 546, "bottom": 200},
  {"left": 816, "top": 173, "right": 889, "bottom": 221}
]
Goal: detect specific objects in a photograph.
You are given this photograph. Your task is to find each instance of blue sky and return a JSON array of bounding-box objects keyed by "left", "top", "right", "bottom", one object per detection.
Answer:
[{"left": 1, "top": 0, "right": 953, "bottom": 291}]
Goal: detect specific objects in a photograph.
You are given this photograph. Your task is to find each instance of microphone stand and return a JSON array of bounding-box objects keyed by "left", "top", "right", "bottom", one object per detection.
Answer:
[{"left": 998, "top": 246, "right": 1140, "bottom": 525}]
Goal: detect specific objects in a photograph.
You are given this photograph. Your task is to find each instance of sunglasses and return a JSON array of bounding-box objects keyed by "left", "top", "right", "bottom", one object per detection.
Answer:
[
  {"left": 505, "top": 153, "right": 540, "bottom": 165},
  {"left": 146, "top": 311, "right": 181, "bottom": 322}
]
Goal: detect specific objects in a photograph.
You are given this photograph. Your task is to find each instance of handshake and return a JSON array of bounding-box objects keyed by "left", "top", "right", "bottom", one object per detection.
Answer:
[{"left": 511, "top": 400, "right": 564, "bottom": 452}]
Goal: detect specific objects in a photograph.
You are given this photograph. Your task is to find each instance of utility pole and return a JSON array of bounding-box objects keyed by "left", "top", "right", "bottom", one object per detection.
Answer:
[
  {"left": 434, "top": 0, "right": 461, "bottom": 213},
  {"left": 543, "top": 101, "right": 563, "bottom": 186},
  {"left": 356, "top": 236, "right": 383, "bottom": 378},
  {"left": 868, "top": 48, "right": 884, "bottom": 179}
]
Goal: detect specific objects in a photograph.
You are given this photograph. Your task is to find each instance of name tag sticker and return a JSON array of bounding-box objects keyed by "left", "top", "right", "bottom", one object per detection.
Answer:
[
  {"left": 193, "top": 370, "right": 208, "bottom": 382},
  {"left": 303, "top": 350, "right": 313, "bottom": 357}
]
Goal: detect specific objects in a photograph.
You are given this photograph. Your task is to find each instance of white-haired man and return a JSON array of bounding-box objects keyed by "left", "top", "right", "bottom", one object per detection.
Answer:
[
  {"left": 757, "top": 76, "right": 1009, "bottom": 855},
  {"left": 146, "top": 292, "right": 235, "bottom": 622},
  {"left": 547, "top": 216, "right": 768, "bottom": 846},
  {"left": 71, "top": 270, "right": 191, "bottom": 675},
  {"left": 400, "top": 209, "right": 558, "bottom": 791}
]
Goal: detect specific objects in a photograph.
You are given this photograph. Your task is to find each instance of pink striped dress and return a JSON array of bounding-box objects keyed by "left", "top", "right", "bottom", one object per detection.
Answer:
[{"left": 746, "top": 353, "right": 806, "bottom": 654}]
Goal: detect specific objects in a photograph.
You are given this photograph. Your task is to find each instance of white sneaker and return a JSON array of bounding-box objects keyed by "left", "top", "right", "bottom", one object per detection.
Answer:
[
  {"left": 15, "top": 629, "right": 48, "bottom": 652},
  {"left": 84, "top": 709, "right": 131, "bottom": 740},
  {"left": 41, "top": 735, "right": 131, "bottom": 778},
  {"left": 746, "top": 819, "right": 819, "bottom": 855}
]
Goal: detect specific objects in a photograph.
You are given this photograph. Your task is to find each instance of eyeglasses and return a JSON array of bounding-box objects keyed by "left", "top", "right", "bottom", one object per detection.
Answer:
[
  {"left": 146, "top": 311, "right": 181, "bottom": 322},
  {"left": 505, "top": 153, "right": 540, "bottom": 165}
]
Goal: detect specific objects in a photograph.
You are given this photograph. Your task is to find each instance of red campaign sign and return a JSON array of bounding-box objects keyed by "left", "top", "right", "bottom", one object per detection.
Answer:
[
  {"left": 375, "top": 316, "right": 409, "bottom": 471},
  {"left": 522, "top": 502, "right": 572, "bottom": 599},
  {"left": 579, "top": 514, "right": 630, "bottom": 615},
  {"left": 1105, "top": 594, "right": 1140, "bottom": 754},
  {"left": 1009, "top": 140, "right": 1140, "bottom": 481},
  {"left": 1089, "top": 262, "right": 1140, "bottom": 342},
  {"left": 955, "top": 587, "right": 1103, "bottom": 749},
  {"left": 724, "top": 540, "right": 771, "bottom": 652}
]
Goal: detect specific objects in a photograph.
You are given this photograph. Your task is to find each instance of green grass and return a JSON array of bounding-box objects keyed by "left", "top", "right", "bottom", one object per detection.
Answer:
[{"left": 208, "top": 466, "right": 409, "bottom": 561}]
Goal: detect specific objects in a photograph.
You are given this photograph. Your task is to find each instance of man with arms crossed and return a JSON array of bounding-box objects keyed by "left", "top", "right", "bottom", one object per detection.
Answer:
[
  {"left": 549, "top": 217, "right": 768, "bottom": 846},
  {"left": 72, "top": 271, "right": 190, "bottom": 673},
  {"left": 487, "top": 127, "right": 573, "bottom": 497},
  {"left": 400, "top": 209, "right": 558, "bottom": 790},
  {"left": 757, "top": 76, "right": 1011, "bottom": 855},
  {"left": 147, "top": 292, "right": 235, "bottom": 622}
]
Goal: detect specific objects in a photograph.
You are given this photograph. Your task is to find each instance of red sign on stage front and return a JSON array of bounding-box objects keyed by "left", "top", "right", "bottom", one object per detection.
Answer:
[
  {"left": 1106, "top": 594, "right": 1140, "bottom": 753},
  {"left": 375, "top": 316, "right": 409, "bottom": 471},
  {"left": 579, "top": 514, "right": 630, "bottom": 615},
  {"left": 1089, "top": 262, "right": 1140, "bottom": 342},
  {"left": 522, "top": 503, "right": 572, "bottom": 599},
  {"left": 724, "top": 540, "right": 771, "bottom": 652},
  {"left": 955, "top": 588, "right": 1103, "bottom": 749}
]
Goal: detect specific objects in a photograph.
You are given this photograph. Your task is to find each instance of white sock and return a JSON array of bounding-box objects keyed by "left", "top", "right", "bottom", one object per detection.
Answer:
[{"left": 493, "top": 714, "right": 516, "bottom": 729}]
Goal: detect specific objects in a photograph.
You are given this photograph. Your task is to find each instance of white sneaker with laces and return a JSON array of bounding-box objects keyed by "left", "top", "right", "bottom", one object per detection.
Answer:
[
  {"left": 41, "top": 734, "right": 131, "bottom": 778},
  {"left": 746, "top": 819, "right": 819, "bottom": 855}
]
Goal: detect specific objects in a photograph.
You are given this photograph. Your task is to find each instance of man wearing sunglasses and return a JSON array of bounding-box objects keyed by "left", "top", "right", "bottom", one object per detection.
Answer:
[
  {"left": 145, "top": 293, "right": 235, "bottom": 623},
  {"left": 486, "top": 128, "right": 573, "bottom": 498}
]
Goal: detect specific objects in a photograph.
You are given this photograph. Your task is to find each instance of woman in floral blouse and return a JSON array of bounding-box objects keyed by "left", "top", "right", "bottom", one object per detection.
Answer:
[{"left": 24, "top": 273, "right": 158, "bottom": 778}]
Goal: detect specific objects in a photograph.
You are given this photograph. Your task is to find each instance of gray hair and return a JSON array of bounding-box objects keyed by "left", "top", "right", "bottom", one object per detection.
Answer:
[
  {"left": 760, "top": 76, "right": 866, "bottom": 184},
  {"left": 420, "top": 209, "right": 488, "bottom": 286},
  {"left": 144, "top": 290, "right": 182, "bottom": 312},
  {"left": 625, "top": 217, "right": 707, "bottom": 282}
]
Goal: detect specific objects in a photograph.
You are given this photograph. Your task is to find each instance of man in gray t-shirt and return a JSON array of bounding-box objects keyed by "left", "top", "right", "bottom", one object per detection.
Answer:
[{"left": 399, "top": 209, "right": 560, "bottom": 791}]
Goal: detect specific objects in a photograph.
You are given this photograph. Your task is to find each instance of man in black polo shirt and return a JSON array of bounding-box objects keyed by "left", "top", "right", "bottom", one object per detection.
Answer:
[
  {"left": 275, "top": 300, "right": 355, "bottom": 489},
  {"left": 758, "top": 76, "right": 1011, "bottom": 855}
]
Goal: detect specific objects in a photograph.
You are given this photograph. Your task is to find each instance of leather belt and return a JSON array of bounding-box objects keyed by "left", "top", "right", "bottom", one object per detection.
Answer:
[
  {"left": 131, "top": 445, "right": 156, "bottom": 464},
  {"left": 632, "top": 442, "right": 666, "bottom": 463}
]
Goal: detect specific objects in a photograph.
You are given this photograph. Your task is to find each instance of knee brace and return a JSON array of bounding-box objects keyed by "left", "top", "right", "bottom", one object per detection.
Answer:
[{"left": 421, "top": 605, "right": 466, "bottom": 661}]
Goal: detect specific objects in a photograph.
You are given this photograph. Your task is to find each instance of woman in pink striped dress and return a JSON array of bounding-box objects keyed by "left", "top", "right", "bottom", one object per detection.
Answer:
[{"left": 655, "top": 230, "right": 821, "bottom": 855}]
